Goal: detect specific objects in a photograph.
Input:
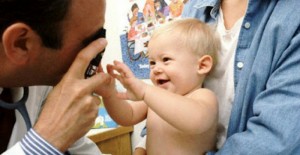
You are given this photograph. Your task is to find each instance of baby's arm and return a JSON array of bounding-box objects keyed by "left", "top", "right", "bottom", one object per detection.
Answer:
[
  {"left": 99, "top": 62, "right": 147, "bottom": 126},
  {"left": 103, "top": 96, "right": 147, "bottom": 126}
]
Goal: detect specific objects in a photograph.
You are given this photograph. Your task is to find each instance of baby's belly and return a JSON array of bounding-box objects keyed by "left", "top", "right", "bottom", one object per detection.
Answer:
[{"left": 146, "top": 110, "right": 216, "bottom": 155}]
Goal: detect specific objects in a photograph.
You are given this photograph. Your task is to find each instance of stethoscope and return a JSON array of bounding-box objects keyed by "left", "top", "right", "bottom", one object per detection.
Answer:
[{"left": 0, "top": 87, "right": 32, "bottom": 130}]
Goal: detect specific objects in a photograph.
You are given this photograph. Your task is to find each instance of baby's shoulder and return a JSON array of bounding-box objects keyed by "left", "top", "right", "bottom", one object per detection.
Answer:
[{"left": 190, "top": 88, "right": 216, "bottom": 97}]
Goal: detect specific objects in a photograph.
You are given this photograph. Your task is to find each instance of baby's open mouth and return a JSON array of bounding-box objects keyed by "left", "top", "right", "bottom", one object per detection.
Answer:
[{"left": 157, "top": 79, "right": 169, "bottom": 85}]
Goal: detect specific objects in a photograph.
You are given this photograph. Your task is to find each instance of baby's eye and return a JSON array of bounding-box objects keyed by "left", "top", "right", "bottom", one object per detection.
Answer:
[
  {"left": 149, "top": 60, "right": 156, "bottom": 69},
  {"left": 149, "top": 60, "right": 156, "bottom": 66},
  {"left": 162, "top": 57, "right": 171, "bottom": 62}
]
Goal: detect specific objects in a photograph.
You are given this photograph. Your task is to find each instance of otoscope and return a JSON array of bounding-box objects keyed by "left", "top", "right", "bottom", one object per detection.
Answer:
[{"left": 84, "top": 28, "right": 106, "bottom": 78}]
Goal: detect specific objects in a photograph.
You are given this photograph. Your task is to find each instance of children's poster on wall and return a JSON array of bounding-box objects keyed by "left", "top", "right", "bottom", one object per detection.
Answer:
[{"left": 120, "top": 0, "right": 187, "bottom": 79}]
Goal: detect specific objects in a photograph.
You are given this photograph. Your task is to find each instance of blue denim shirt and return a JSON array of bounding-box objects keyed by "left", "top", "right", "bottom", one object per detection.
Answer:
[{"left": 183, "top": 0, "right": 300, "bottom": 154}]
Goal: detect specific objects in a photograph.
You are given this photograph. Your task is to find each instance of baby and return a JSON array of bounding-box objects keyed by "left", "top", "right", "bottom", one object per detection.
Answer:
[{"left": 103, "top": 18, "right": 220, "bottom": 154}]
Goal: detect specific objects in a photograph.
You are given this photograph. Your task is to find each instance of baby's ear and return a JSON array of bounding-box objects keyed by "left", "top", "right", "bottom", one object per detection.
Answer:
[{"left": 197, "top": 55, "right": 213, "bottom": 75}]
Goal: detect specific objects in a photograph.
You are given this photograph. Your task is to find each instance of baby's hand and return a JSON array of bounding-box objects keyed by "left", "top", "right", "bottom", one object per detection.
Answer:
[
  {"left": 94, "top": 72, "right": 116, "bottom": 99},
  {"left": 106, "top": 60, "right": 146, "bottom": 101}
]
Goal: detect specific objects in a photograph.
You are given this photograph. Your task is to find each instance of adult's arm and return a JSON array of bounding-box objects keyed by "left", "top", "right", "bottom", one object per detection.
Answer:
[
  {"left": 33, "top": 38, "right": 109, "bottom": 152},
  {"left": 213, "top": 3, "right": 300, "bottom": 154},
  {"left": 3, "top": 129, "right": 64, "bottom": 155}
]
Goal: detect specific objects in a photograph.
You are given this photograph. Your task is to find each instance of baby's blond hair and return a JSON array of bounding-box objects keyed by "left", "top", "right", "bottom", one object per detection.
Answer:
[{"left": 151, "top": 18, "right": 220, "bottom": 68}]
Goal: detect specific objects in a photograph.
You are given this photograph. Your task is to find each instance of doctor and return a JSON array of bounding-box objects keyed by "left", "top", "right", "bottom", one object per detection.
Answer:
[{"left": 0, "top": 0, "right": 110, "bottom": 154}]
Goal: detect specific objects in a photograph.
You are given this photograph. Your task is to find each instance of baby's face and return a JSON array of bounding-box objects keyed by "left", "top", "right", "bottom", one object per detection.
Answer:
[{"left": 148, "top": 35, "right": 203, "bottom": 95}]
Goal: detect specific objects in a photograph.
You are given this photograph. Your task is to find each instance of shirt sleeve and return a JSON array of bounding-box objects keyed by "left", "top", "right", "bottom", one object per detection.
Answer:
[{"left": 20, "top": 129, "right": 63, "bottom": 155}]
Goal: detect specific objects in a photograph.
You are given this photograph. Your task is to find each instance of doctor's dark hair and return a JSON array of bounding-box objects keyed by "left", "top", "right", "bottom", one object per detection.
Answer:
[{"left": 0, "top": 0, "right": 71, "bottom": 49}]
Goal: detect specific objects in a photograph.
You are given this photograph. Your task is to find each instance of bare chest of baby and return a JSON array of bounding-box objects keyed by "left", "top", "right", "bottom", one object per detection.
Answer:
[{"left": 145, "top": 109, "right": 217, "bottom": 155}]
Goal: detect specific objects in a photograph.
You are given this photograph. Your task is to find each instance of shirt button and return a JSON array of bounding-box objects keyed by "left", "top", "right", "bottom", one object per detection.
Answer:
[
  {"left": 237, "top": 62, "right": 244, "bottom": 69},
  {"left": 244, "top": 22, "right": 251, "bottom": 29}
]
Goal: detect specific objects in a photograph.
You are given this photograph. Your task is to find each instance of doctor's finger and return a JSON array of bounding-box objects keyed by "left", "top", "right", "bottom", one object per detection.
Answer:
[{"left": 67, "top": 38, "right": 107, "bottom": 78}]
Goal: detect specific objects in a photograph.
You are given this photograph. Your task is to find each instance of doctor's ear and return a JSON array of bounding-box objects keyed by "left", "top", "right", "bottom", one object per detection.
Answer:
[
  {"left": 197, "top": 55, "right": 213, "bottom": 75},
  {"left": 2, "top": 23, "right": 40, "bottom": 65}
]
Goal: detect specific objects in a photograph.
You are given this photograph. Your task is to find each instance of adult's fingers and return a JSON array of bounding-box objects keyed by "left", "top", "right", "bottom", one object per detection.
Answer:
[{"left": 68, "top": 38, "right": 107, "bottom": 78}]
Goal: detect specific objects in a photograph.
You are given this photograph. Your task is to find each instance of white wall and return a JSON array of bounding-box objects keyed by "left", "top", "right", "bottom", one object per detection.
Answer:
[{"left": 103, "top": 0, "right": 149, "bottom": 152}]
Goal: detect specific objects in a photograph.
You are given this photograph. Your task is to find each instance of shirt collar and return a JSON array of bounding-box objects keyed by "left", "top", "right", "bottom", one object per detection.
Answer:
[{"left": 191, "top": 0, "right": 221, "bottom": 19}]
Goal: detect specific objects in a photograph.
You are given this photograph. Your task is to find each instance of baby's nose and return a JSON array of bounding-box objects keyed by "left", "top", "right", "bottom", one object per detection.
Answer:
[{"left": 152, "top": 65, "right": 163, "bottom": 74}]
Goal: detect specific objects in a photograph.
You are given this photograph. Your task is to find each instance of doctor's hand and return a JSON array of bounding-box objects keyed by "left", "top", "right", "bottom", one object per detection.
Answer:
[{"left": 33, "top": 38, "right": 111, "bottom": 152}]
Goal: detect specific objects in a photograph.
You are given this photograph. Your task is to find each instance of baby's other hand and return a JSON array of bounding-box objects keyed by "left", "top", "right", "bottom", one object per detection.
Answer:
[{"left": 106, "top": 60, "right": 147, "bottom": 101}]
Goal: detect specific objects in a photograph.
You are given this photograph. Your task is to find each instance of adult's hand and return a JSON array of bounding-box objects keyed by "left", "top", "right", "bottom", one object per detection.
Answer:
[{"left": 33, "top": 38, "right": 110, "bottom": 152}]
